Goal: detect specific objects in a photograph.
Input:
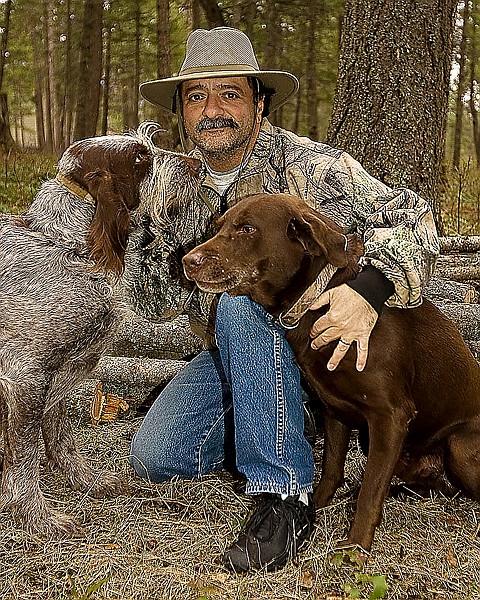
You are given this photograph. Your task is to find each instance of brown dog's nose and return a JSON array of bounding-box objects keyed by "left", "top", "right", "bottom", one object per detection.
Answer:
[{"left": 183, "top": 248, "right": 208, "bottom": 278}]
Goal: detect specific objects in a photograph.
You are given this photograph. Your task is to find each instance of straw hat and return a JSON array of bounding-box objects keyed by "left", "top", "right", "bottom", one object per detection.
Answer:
[{"left": 140, "top": 27, "right": 299, "bottom": 114}]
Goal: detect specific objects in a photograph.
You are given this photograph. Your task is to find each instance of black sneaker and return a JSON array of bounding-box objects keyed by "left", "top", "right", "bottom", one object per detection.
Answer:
[{"left": 222, "top": 493, "right": 315, "bottom": 572}]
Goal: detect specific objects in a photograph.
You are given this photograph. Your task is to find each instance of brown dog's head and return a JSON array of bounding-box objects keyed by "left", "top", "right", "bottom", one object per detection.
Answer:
[
  {"left": 58, "top": 129, "right": 200, "bottom": 276},
  {"left": 183, "top": 193, "right": 362, "bottom": 313}
]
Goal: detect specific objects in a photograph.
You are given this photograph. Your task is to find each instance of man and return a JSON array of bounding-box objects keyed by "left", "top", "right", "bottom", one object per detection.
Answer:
[{"left": 130, "top": 27, "right": 439, "bottom": 572}]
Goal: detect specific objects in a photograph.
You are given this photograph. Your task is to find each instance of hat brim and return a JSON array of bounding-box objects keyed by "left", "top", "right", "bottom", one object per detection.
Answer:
[{"left": 140, "top": 70, "right": 299, "bottom": 114}]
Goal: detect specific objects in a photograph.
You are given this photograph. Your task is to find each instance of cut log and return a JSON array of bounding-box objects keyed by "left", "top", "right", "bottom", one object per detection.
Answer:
[
  {"left": 69, "top": 356, "right": 188, "bottom": 423},
  {"left": 425, "top": 276, "right": 479, "bottom": 304},
  {"left": 440, "top": 236, "right": 480, "bottom": 253},
  {"left": 434, "top": 254, "right": 480, "bottom": 283},
  {"left": 110, "top": 311, "right": 204, "bottom": 360},
  {"left": 434, "top": 301, "right": 480, "bottom": 340}
]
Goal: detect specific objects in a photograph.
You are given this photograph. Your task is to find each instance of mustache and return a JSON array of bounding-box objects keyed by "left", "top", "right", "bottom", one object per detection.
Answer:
[{"left": 195, "top": 117, "right": 240, "bottom": 132}]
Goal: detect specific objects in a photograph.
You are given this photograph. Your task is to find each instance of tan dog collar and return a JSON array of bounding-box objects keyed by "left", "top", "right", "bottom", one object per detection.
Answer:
[
  {"left": 55, "top": 173, "right": 95, "bottom": 205},
  {"left": 277, "top": 262, "right": 339, "bottom": 329}
]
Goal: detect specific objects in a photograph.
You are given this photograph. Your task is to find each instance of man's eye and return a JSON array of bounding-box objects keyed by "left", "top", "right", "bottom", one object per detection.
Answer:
[{"left": 224, "top": 92, "right": 240, "bottom": 100}]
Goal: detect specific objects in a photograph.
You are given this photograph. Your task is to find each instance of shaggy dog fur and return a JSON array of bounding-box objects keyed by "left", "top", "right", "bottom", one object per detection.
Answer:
[{"left": 0, "top": 124, "right": 199, "bottom": 537}]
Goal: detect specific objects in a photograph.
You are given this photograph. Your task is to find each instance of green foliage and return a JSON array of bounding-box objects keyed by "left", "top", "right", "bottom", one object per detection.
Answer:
[
  {"left": 342, "top": 573, "right": 388, "bottom": 600},
  {"left": 66, "top": 575, "right": 109, "bottom": 600},
  {"left": 0, "top": 151, "right": 57, "bottom": 213}
]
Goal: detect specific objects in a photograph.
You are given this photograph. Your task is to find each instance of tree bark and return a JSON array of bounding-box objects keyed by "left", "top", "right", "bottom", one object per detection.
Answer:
[
  {"left": 469, "top": 1, "right": 480, "bottom": 167},
  {"left": 452, "top": 0, "right": 470, "bottom": 169},
  {"left": 61, "top": 0, "right": 74, "bottom": 148},
  {"left": 73, "top": 0, "right": 103, "bottom": 141},
  {"left": 0, "top": 0, "right": 15, "bottom": 150},
  {"left": 154, "top": 0, "right": 174, "bottom": 148},
  {"left": 306, "top": 0, "right": 320, "bottom": 140},
  {"left": 31, "top": 24, "right": 46, "bottom": 149},
  {"left": 100, "top": 23, "right": 111, "bottom": 136},
  {"left": 197, "top": 0, "right": 225, "bottom": 26},
  {"left": 326, "top": 0, "right": 457, "bottom": 229}
]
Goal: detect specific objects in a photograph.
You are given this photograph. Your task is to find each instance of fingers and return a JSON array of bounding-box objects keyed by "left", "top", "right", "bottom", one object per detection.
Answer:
[
  {"left": 355, "top": 337, "right": 369, "bottom": 372},
  {"left": 324, "top": 337, "right": 369, "bottom": 372},
  {"left": 308, "top": 284, "right": 377, "bottom": 372},
  {"left": 326, "top": 338, "right": 352, "bottom": 371}
]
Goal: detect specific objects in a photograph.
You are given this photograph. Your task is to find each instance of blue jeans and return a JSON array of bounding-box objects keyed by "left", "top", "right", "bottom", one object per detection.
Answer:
[{"left": 130, "top": 294, "right": 314, "bottom": 496}]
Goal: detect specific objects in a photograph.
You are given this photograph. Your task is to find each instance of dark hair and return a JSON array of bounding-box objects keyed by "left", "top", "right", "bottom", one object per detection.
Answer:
[{"left": 247, "top": 77, "right": 274, "bottom": 117}]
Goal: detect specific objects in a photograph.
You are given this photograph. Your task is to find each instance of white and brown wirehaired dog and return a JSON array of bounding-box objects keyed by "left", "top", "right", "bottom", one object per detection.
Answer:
[{"left": 0, "top": 123, "right": 200, "bottom": 537}]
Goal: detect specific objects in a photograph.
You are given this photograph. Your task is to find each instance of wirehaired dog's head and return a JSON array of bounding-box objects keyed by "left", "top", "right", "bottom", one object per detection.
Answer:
[{"left": 55, "top": 124, "right": 201, "bottom": 276}]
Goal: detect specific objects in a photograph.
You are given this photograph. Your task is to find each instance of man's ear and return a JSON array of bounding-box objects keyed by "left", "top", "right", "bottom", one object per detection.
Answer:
[{"left": 287, "top": 213, "right": 348, "bottom": 267}]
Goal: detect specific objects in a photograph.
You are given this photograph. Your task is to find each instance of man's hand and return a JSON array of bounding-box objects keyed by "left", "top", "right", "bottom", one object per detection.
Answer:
[{"left": 309, "top": 284, "right": 378, "bottom": 372}]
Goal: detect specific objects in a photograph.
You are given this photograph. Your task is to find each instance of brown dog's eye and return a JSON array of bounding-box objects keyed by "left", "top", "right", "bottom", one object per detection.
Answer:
[{"left": 239, "top": 225, "right": 256, "bottom": 234}]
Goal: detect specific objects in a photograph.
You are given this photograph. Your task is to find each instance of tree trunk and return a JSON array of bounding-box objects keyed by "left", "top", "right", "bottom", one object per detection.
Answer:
[
  {"left": 306, "top": 0, "right": 319, "bottom": 140},
  {"left": 326, "top": 0, "right": 457, "bottom": 230},
  {"left": 469, "top": 2, "right": 480, "bottom": 167},
  {"left": 61, "top": 0, "right": 74, "bottom": 148},
  {"left": 0, "top": 93, "right": 15, "bottom": 150},
  {"left": 0, "top": 0, "right": 12, "bottom": 90},
  {"left": 45, "top": 0, "right": 63, "bottom": 152},
  {"left": 452, "top": 0, "right": 470, "bottom": 169},
  {"left": 73, "top": 0, "right": 103, "bottom": 141},
  {"left": 198, "top": 0, "right": 225, "bottom": 26},
  {"left": 265, "top": 0, "right": 281, "bottom": 126},
  {"left": 100, "top": 23, "right": 111, "bottom": 136},
  {"left": 154, "top": 0, "right": 174, "bottom": 148},
  {"left": 31, "top": 25, "right": 46, "bottom": 149},
  {"left": 0, "top": 0, "right": 15, "bottom": 150},
  {"left": 132, "top": 0, "right": 141, "bottom": 129}
]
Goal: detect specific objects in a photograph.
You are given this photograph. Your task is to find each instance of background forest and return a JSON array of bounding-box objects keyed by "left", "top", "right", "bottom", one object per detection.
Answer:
[{"left": 0, "top": 0, "right": 479, "bottom": 234}]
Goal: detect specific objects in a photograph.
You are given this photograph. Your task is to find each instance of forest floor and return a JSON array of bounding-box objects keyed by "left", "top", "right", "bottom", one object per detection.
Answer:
[{"left": 1, "top": 414, "right": 479, "bottom": 600}]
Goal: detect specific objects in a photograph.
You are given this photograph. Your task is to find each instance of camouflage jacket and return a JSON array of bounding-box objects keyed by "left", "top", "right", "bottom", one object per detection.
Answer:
[{"left": 128, "top": 119, "right": 439, "bottom": 345}]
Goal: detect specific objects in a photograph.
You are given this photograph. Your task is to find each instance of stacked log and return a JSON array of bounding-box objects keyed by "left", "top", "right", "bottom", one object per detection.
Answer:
[
  {"left": 70, "top": 235, "right": 480, "bottom": 424},
  {"left": 69, "top": 312, "right": 204, "bottom": 423},
  {"left": 425, "top": 235, "right": 480, "bottom": 362}
]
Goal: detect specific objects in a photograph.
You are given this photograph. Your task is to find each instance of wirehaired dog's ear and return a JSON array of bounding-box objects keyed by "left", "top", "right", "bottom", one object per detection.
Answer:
[{"left": 86, "top": 170, "right": 131, "bottom": 276}]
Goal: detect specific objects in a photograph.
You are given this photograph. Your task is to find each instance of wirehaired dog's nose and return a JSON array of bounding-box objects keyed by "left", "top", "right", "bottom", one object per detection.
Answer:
[{"left": 184, "top": 156, "right": 202, "bottom": 178}]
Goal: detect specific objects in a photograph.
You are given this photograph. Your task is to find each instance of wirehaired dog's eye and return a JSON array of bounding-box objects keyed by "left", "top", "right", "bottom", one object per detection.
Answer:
[{"left": 135, "top": 150, "right": 151, "bottom": 164}]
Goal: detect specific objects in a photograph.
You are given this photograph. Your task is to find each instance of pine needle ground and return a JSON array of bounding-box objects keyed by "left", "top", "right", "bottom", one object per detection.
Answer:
[{"left": 1, "top": 416, "right": 479, "bottom": 600}]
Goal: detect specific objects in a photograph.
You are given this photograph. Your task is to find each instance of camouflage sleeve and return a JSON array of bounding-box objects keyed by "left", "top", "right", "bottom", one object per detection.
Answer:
[{"left": 337, "top": 153, "right": 440, "bottom": 308}]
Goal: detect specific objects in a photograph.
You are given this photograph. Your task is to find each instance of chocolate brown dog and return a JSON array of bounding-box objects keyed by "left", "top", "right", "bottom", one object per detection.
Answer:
[{"left": 182, "top": 192, "right": 480, "bottom": 558}]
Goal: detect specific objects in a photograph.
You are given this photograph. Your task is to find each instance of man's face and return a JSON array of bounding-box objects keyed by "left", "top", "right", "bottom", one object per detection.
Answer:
[{"left": 180, "top": 77, "right": 263, "bottom": 170}]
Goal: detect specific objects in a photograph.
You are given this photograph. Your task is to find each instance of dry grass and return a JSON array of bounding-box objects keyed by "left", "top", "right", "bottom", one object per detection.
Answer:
[{"left": 1, "top": 416, "right": 480, "bottom": 600}]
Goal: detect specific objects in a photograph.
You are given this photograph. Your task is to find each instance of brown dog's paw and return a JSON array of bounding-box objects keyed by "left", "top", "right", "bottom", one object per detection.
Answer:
[{"left": 330, "top": 541, "right": 370, "bottom": 568}]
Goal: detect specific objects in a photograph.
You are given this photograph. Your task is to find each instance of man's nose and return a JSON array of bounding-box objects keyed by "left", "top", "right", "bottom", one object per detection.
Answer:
[{"left": 203, "top": 94, "right": 223, "bottom": 118}]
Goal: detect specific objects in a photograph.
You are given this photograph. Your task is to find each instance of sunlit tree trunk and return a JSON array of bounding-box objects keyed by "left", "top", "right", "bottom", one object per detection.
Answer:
[{"left": 453, "top": 0, "right": 470, "bottom": 169}]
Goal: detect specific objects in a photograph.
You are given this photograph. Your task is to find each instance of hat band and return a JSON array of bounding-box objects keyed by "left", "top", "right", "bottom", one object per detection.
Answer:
[{"left": 179, "top": 64, "right": 259, "bottom": 76}]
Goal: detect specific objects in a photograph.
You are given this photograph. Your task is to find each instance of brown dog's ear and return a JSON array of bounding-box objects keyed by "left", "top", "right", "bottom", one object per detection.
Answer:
[
  {"left": 85, "top": 170, "right": 131, "bottom": 276},
  {"left": 287, "top": 213, "right": 348, "bottom": 267}
]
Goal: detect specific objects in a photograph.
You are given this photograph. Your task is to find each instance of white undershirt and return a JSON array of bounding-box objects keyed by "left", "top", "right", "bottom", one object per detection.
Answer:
[{"left": 205, "top": 163, "right": 242, "bottom": 195}]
